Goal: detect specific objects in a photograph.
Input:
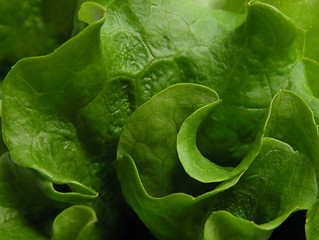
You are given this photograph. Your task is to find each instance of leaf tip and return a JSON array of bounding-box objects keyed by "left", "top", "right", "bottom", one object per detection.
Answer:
[{"left": 78, "top": 2, "right": 106, "bottom": 25}]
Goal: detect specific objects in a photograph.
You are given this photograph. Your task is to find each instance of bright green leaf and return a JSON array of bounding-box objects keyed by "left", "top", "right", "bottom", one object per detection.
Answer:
[
  {"left": 52, "top": 205, "right": 98, "bottom": 240},
  {"left": 78, "top": 2, "right": 106, "bottom": 25},
  {"left": 117, "top": 83, "right": 219, "bottom": 197},
  {"left": 116, "top": 88, "right": 318, "bottom": 239},
  {"left": 204, "top": 211, "right": 272, "bottom": 240},
  {"left": 177, "top": 100, "right": 262, "bottom": 183},
  {"left": 3, "top": 0, "right": 319, "bottom": 239},
  {"left": 264, "top": 90, "right": 319, "bottom": 186}
]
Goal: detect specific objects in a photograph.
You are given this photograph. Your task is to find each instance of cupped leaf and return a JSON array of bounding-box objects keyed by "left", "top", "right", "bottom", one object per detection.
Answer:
[
  {"left": 116, "top": 87, "right": 318, "bottom": 239},
  {"left": 177, "top": 101, "right": 262, "bottom": 183},
  {"left": 117, "top": 83, "right": 219, "bottom": 197},
  {"left": 78, "top": 2, "right": 106, "bottom": 25},
  {"left": 192, "top": 1, "right": 304, "bottom": 169},
  {"left": 162, "top": 0, "right": 303, "bottom": 188},
  {"left": 202, "top": 0, "right": 319, "bottom": 121},
  {"left": 177, "top": 101, "right": 230, "bottom": 183},
  {"left": 52, "top": 205, "right": 98, "bottom": 240}
]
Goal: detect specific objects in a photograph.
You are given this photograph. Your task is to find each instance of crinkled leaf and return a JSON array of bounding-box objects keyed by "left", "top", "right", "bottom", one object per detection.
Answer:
[
  {"left": 3, "top": 0, "right": 319, "bottom": 239},
  {"left": 2, "top": 0, "right": 244, "bottom": 230},
  {"left": 2, "top": 0, "right": 305, "bottom": 198},
  {"left": 2, "top": 1, "right": 147, "bottom": 236},
  {"left": 191, "top": 2, "right": 311, "bottom": 168},
  {"left": 206, "top": 0, "right": 319, "bottom": 111},
  {"left": 2, "top": 5, "right": 105, "bottom": 197}
]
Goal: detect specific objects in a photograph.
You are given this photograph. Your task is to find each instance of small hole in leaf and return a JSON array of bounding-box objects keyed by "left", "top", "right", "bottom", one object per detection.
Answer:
[{"left": 53, "top": 183, "right": 72, "bottom": 193}]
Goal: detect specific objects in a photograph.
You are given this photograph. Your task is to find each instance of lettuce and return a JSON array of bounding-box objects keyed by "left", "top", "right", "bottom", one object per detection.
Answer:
[{"left": 1, "top": 0, "right": 319, "bottom": 239}]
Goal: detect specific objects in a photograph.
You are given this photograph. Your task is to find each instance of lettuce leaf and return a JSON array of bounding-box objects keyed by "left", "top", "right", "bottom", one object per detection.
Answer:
[
  {"left": 116, "top": 87, "right": 318, "bottom": 239},
  {"left": 52, "top": 205, "right": 98, "bottom": 240},
  {"left": 1, "top": 0, "right": 319, "bottom": 239}
]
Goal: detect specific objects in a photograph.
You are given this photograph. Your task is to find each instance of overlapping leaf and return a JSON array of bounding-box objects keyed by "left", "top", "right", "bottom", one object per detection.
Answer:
[
  {"left": 2, "top": 0, "right": 319, "bottom": 239},
  {"left": 116, "top": 86, "right": 319, "bottom": 239}
]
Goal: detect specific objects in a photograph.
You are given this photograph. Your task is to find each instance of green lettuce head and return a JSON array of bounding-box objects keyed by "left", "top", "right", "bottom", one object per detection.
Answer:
[{"left": 1, "top": 0, "right": 319, "bottom": 239}]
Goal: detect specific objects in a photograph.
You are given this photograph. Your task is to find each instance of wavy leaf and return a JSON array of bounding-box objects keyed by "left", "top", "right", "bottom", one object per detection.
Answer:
[
  {"left": 117, "top": 83, "right": 219, "bottom": 197},
  {"left": 116, "top": 88, "right": 318, "bottom": 239}
]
